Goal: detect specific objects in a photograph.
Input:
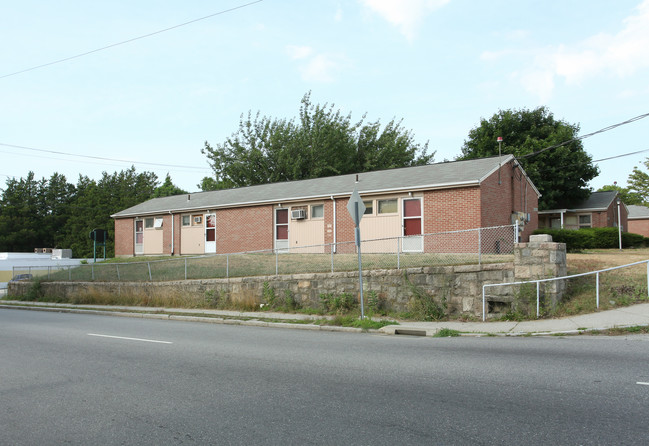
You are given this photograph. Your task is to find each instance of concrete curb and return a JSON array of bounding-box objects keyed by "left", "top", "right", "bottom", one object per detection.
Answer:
[{"left": 0, "top": 304, "right": 373, "bottom": 335}]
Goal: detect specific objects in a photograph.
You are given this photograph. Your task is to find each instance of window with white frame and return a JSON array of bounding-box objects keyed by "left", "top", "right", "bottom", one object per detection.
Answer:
[
  {"left": 378, "top": 199, "right": 398, "bottom": 214},
  {"left": 182, "top": 215, "right": 191, "bottom": 226},
  {"left": 363, "top": 200, "right": 373, "bottom": 215},
  {"left": 154, "top": 217, "right": 163, "bottom": 229},
  {"left": 145, "top": 217, "right": 154, "bottom": 229},
  {"left": 311, "top": 204, "right": 324, "bottom": 219},
  {"left": 578, "top": 214, "right": 591, "bottom": 228}
]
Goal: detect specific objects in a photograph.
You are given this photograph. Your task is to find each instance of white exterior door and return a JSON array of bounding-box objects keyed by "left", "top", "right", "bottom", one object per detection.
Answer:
[
  {"left": 205, "top": 213, "right": 216, "bottom": 254},
  {"left": 134, "top": 219, "right": 144, "bottom": 255},
  {"left": 275, "top": 208, "right": 289, "bottom": 253},
  {"left": 402, "top": 198, "right": 423, "bottom": 252}
]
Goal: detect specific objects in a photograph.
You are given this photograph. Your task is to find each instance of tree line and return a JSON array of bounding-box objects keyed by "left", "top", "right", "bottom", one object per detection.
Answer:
[{"left": 0, "top": 168, "right": 185, "bottom": 257}]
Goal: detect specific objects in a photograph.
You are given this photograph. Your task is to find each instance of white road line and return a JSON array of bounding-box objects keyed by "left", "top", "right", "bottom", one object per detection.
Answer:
[
  {"left": 88, "top": 333, "right": 172, "bottom": 344},
  {"left": 636, "top": 382, "right": 649, "bottom": 386}
]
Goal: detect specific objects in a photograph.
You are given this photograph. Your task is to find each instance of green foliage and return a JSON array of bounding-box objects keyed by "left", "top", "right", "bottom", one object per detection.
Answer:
[
  {"left": 152, "top": 174, "right": 187, "bottom": 198},
  {"left": 0, "top": 167, "right": 166, "bottom": 257},
  {"left": 200, "top": 91, "right": 434, "bottom": 190},
  {"left": 366, "top": 290, "right": 387, "bottom": 316},
  {"left": 319, "top": 292, "right": 357, "bottom": 313},
  {"left": 404, "top": 272, "right": 446, "bottom": 321},
  {"left": 534, "top": 228, "right": 647, "bottom": 252},
  {"left": 261, "top": 283, "right": 300, "bottom": 311},
  {"left": 628, "top": 158, "right": 649, "bottom": 205},
  {"left": 459, "top": 107, "right": 599, "bottom": 210},
  {"left": 597, "top": 184, "right": 643, "bottom": 205},
  {"left": 434, "top": 328, "right": 460, "bottom": 337},
  {"left": 23, "top": 279, "right": 44, "bottom": 302}
]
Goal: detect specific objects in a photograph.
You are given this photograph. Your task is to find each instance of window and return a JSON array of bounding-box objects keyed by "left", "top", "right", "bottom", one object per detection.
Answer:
[
  {"left": 311, "top": 204, "right": 324, "bottom": 219},
  {"left": 363, "top": 200, "right": 373, "bottom": 215},
  {"left": 154, "top": 218, "right": 163, "bottom": 229},
  {"left": 145, "top": 217, "right": 154, "bottom": 229},
  {"left": 378, "top": 199, "right": 398, "bottom": 214},
  {"left": 182, "top": 215, "right": 191, "bottom": 226},
  {"left": 578, "top": 214, "right": 591, "bottom": 228}
]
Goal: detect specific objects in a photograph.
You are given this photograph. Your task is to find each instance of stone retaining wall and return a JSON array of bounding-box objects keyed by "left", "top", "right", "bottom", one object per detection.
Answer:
[{"left": 8, "top": 236, "right": 567, "bottom": 318}]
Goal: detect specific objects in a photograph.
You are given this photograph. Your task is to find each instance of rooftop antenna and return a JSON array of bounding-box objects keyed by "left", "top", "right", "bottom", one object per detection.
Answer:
[{"left": 497, "top": 136, "right": 503, "bottom": 185}]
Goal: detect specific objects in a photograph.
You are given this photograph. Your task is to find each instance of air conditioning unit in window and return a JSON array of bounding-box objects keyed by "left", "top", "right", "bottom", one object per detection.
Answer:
[{"left": 291, "top": 209, "right": 306, "bottom": 220}]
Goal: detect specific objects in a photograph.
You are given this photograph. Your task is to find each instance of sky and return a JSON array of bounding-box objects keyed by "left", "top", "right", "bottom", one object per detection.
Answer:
[{"left": 1, "top": 0, "right": 648, "bottom": 195}]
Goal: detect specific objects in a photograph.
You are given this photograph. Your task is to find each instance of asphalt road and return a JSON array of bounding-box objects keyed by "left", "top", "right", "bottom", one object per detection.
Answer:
[{"left": 1, "top": 309, "right": 648, "bottom": 445}]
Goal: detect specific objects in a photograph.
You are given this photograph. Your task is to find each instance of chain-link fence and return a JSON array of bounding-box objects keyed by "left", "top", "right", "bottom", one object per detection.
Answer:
[{"left": 13, "top": 225, "right": 516, "bottom": 283}]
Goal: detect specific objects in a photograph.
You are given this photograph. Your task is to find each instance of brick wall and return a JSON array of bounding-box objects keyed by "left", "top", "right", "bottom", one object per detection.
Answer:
[
  {"left": 114, "top": 218, "right": 133, "bottom": 256},
  {"left": 628, "top": 218, "right": 649, "bottom": 237},
  {"left": 216, "top": 205, "right": 274, "bottom": 253}
]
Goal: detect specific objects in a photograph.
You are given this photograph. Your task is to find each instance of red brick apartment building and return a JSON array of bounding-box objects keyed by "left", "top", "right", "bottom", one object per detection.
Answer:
[
  {"left": 538, "top": 190, "right": 628, "bottom": 231},
  {"left": 111, "top": 155, "right": 540, "bottom": 257}
]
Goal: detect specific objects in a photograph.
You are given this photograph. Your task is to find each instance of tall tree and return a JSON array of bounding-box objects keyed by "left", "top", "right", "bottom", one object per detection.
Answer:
[
  {"left": 459, "top": 107, "right": 599, "bottom": 210},
  {"left": 153, "top": 173, "right": 187, "bottom": 198},
  {"left": 0, "top": 172, "right": 42, "bottom": 252},
  {"left": 627, "top": 158, "right": 649, "bottom": 205},
  {"left": 597, "top": 184, "right": 642, "bottom": 205},
  {"left": 201, "top": 92, "right": 433, "bottom": 190}
]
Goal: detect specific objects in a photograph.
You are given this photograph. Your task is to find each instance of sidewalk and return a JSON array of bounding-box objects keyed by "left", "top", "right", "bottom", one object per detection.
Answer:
[{"left": 2, "top": 300, "right": 649, "bottom": 336}]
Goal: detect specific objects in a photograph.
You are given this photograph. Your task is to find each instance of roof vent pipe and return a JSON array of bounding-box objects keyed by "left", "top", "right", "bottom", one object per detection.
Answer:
[
  {"left": 355, "top": 174, "right": 359, "bottom": 183},
  {"left": 187, "top": 194, "right": 191, "bottom": 201}
]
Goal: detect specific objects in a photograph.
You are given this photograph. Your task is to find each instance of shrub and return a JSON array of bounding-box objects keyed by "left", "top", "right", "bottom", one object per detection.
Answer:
[{"left": 533, "top": 228, "right": 647, "bottom": 252}]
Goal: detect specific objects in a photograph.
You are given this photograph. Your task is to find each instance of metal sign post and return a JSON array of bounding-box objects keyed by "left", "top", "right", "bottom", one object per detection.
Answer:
[
  {"left": 347, "top": 188, "right": 366, "bottom": 319},
  {"left": 89, "top": 229, "right": 108, "bottom": 263}
]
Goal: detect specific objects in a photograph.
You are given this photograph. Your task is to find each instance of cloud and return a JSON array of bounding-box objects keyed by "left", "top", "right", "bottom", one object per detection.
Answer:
[
  {"left": 286, "top": 45, "right": 313, "bottom": 60},
  {"left": 360, "top": 0, "right": 450, "bottom": 41},
  {"left": 499, "top": 0, "right": 649, "bottom": 100},
  {"left": 285, "top": 45, "right": 346, "bottom": 83}
]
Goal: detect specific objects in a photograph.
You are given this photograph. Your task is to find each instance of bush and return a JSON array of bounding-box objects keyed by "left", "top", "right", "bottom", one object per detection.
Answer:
[{"left": 533, "top": 228, "right": 647, "bottom": 252}]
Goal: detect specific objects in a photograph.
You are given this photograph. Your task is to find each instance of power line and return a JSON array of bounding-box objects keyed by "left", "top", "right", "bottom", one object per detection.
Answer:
[
  {"left": 520, "top": 111, "right": 649, "bottom": 159},
  {"left": 0, "top": 142, "right": 210, "bottom": 171},
  {"left": 0, "top": 0, "right": 265, "bottom": 79}
]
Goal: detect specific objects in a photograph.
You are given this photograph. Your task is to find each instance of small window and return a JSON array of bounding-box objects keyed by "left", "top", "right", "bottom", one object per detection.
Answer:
[
  {"left": 579, "top": 214, "right": 591, "bottom": 228},
  {"left": 311, "top": 204, "right": 324, "bottom": 219},
  {"left": 154, "top": 218, "right": 163, "bottom": 229},
  {"left": 182, "top": 215, "right": 191, "bottom": 226},
  {"left": 378, "top": 199, "right": 398, "bottom": 214},
  {"left": 363, "top": 200, "right": 373, "bottom": 215},
  {"left": 193, "top": 215, "right": 202, "bottom": 225},
  {"left": 145, "top": 217, "right": 154, "bottom": 229}
]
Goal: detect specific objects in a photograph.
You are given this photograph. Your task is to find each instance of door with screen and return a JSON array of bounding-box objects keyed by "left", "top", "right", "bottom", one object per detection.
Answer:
[
  {"left": 275, "top": 208, "right": 289, "bottom": 253},
  {"left": 134, "top": 220, "right": 144, "bottom": 255},
  {"left": 402, "top": 198, "right": 423, "bottom": 252},
  {"left": 205, "top": 213, "right": 216, "bottom": 253}
]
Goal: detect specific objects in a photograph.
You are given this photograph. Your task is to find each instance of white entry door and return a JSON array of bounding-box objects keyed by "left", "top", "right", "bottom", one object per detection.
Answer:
[
  {"left": 402, "top": 198, "right": 423, "bottom": 252},
  {"left": 275, "top": 208, "right": 289, "bottom": 253},
  {"left": 205, "top": 213, "right": 216, "bottom": 253},
  {"left": 134, "top": 220, "right": 144, "bottom": 255}
]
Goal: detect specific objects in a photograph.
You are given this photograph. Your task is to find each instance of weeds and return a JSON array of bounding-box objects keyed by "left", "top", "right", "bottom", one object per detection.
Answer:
[
  {"left": 404, "top": 271, "right": 446, "bottom": 321},
  {"left": 320, "top": 292, "right": 356, "bottom": 314},
  {"left": 434, "top": 328, "right": 460, "bottom": 337}
]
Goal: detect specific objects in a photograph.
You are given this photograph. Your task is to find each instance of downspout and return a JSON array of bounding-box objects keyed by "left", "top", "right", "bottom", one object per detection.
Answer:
[
  {"left": 560, "top": 211, "right": 565, "bottom": 229},
  {"left": 331, "top": 195, "right": 337, "bottom": 253}
]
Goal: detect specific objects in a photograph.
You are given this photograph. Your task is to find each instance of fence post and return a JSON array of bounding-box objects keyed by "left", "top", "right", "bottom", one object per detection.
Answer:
[
  {"left": 116, "top": 264, "right": 120, "bottom": 281},
  {"left": 276, "top": 250, "right": 279, "bottom": 276},
  {"left": 227, "top": 254, "right": 229, "bottom": 278},
  {"left": 478, "top": 227, "right": 482, "bottom": 266},
  {"left": 68, "top": 265, "right": 71, "bottom": 281},
  {"left": 515, "top": 220, "right": 519, "bottom": 244},
  {"left": 536, "top": 281, "right": 540, "bottom": 318},
  {"left": 91, "top": 264, "right": 94, "bottom": 280},
  {"left": 184, "top": 258, "right": 187, "bottom": 280},
  {"left": 482, "top": 285, "right": 486, "bottom": 321},
  {"left": 331, "top": 244, "right": 334, "bottom": 273},
  {"left": 148, "top": 262, "right": 152, "bottom": 281},
  {"left": 596, "top": 271, "right": 600, "bottom": 309},
  {"left": 397, "top": 237, "right": 401, "bottom": 269},
  {"left": 48, "top": 266, "right": 51, "bottom": 279}
]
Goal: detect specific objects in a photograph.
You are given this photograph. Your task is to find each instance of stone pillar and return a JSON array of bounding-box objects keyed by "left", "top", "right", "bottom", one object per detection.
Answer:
[{"left": 514, "top": 234, "right": 567, "bottom": 311}]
